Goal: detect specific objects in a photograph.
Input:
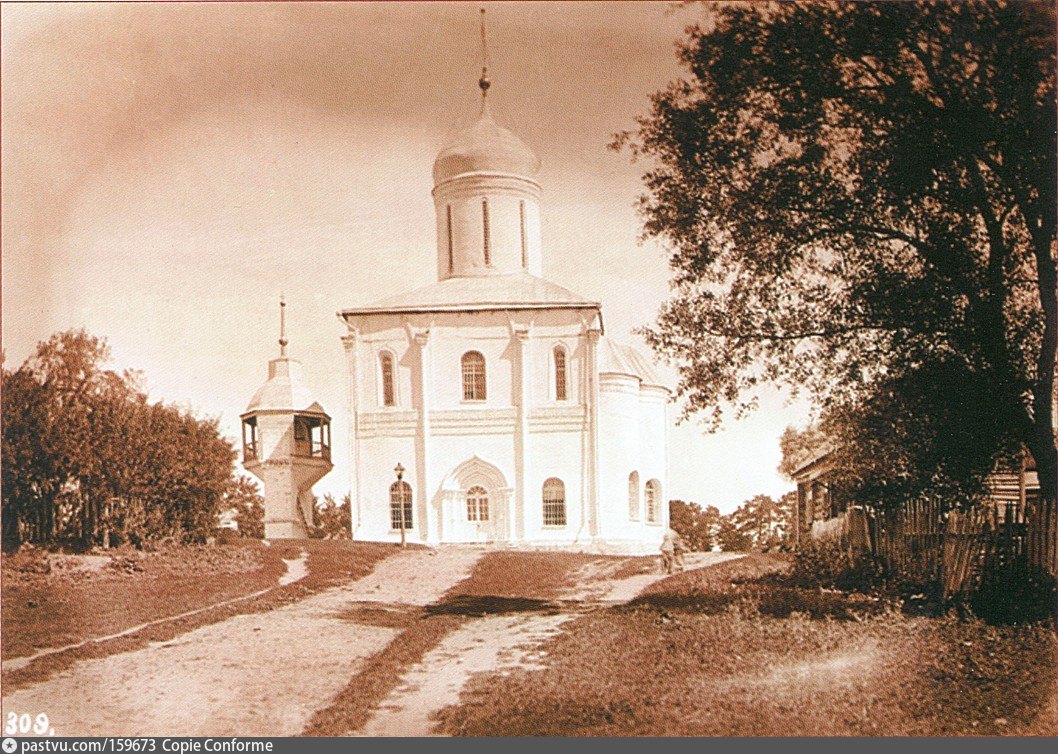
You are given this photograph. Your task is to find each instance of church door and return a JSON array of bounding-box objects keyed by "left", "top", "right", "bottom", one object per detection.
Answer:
[{"left": 464, "top": 485, "right": 497, "bottom": 542}]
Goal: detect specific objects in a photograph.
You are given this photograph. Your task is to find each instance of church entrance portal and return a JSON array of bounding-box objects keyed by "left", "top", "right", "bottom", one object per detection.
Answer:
[{"left": 438, "top": 456, "right": 513, "bottom": 543}]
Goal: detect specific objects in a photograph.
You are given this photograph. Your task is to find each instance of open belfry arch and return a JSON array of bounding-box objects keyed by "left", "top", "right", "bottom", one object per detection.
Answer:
[{"left": 336, "top": 10, "right": 670, "bottom": 553}]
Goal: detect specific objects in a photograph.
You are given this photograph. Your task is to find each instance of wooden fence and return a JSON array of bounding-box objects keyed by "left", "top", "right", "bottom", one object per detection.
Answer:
[
  {"left": 1026, "top": 494, "right": 1058, "bottom": 578},
  {"left": 863, "top": 498, "right": 1056, "bottom": 598}
]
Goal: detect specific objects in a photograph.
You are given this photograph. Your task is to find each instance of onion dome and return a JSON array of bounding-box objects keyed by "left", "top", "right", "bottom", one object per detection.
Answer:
[{"left": 432, "top": 104, "right": 540, "bottom": 185}]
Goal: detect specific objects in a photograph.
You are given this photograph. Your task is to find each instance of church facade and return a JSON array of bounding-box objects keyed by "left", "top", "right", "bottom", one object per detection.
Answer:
[{"left": 338, "top": 79, "right": 669, "bottom": 553}]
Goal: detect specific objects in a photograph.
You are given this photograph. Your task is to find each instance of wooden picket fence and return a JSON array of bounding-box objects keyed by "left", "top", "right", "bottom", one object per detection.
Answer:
[{"left": 866, "top": 497, "right": 1056, "bottom": 599}]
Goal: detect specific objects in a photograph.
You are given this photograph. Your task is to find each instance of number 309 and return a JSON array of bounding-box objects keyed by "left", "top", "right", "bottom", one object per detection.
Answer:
[{"left": 5, "top": 713, "right": 51, "bottom": 735}]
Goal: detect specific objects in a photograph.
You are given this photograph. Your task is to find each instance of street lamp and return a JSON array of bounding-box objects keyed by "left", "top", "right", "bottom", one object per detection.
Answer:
[{"left": 394, "top": 462, "right": 406, "bottom": 549}]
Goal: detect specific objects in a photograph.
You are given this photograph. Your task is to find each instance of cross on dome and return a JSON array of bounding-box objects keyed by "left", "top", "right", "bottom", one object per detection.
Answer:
[{"left": 432, "top": 7, "right": 540, "bottom": 186}]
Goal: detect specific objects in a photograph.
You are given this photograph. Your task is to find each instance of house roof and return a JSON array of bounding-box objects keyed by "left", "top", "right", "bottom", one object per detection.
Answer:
[
  {"left": 339, "top": 272, "right": 600, "bottom": 317},
  {"left": 788, "top": 445, "right": 836, "bottom": 480}
]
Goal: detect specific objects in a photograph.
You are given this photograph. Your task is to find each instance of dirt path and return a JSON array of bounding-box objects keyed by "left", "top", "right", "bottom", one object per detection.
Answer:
[
  {"left": 1, "top": 547, "right": 482, "bottom": 737},
  {"left": 355, "top": 552, "right": 744, "bottom": 736}
]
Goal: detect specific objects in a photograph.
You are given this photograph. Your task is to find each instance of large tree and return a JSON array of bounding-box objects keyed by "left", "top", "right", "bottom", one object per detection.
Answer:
[
  {"left": 616, "top": 0, "right": 1056, "bottom": 505},
  {"left": 2, "top": 330, "right": 236, "bottom": 549}
]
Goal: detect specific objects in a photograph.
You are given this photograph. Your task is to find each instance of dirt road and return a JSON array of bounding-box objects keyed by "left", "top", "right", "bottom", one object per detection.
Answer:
[
  {"left": 356, "top": 551, "right": 742, "bottom": 736},
  {"left": 3, "top": 548, "right": 740, "bottom": 737},
  {"left": 1, "top": 548, "right": 482, "bottom": 737}
]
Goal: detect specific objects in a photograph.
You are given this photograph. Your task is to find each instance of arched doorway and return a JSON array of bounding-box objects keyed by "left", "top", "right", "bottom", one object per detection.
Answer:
[{"left": 437, "top": 455, "right": 512, "bottom": 543}]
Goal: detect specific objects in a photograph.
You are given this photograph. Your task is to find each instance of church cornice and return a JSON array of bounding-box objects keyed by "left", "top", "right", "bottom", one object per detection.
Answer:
[{"left": 340, "top": 301, "right": 600, "bottom": 319}]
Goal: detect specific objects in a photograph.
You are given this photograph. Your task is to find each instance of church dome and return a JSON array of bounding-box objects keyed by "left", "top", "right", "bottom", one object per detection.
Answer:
[{"left": 433, "top": 106, "right": 540, "bottom": 185}]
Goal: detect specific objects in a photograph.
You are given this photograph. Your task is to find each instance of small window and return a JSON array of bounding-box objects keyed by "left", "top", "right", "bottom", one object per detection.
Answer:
[
  {"left": 390, "top": 480, "right": 413, "bottom": 530},
  {"left": 645, "top": 479, "right": 661, "bottom": 524},
  {"left": 553, "top": 346, "right": 568, "bottom": 401},
  {"left": 379, "top": 352, "right": 395, "bottom": 407},
  {"left": 482, "top": 198, "right": 491, "bottom": 266},
  {"left": 519, "top": 200, "right": 528, "bottom": 268},
  {"left": 446, "top": 204, "right": 454, "bottom": 273},
  {"left": 461, "top": 351, "right": 487, "bottom": 401},
  {"left": 542, "top": 478, "right": 566, "bottom": 526},
  {"left": 466, "top": 485, "right": 490, "bottom": 522},
  {"left": 628, "top": 471, "right": 640, "bottom": 521},
  {"left": 242, "top": 416, "right": 258, "bottom": 461}
]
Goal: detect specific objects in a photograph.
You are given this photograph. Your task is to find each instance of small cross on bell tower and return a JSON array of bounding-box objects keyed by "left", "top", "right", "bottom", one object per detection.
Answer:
[{"left": 241, "top": 297, "right": 333, "bottom": 539}]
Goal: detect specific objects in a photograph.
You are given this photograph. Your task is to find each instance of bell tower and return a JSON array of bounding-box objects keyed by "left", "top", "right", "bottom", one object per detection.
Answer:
[{"left": 241, "top": 297, "right": 333, "bottom": 538}]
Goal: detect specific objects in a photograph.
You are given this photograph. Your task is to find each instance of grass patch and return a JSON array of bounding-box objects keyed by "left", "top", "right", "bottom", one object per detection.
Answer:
[
  {"left": 302, "top": 549, "right": 603, "bottom": 735},
  {"left": 2, "top": 539, "right": 394, "bottom": 691},
  {"left": 2, "top": 540, "right": 281, "bottom": 661},
  {"left": 435, "top": 554, "right": 1057, "bottom": 736}
]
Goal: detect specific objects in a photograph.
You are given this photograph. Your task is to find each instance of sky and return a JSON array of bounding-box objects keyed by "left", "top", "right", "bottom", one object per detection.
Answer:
[{"left": 1, "top": 1, "right": 811, "bottom": 513}]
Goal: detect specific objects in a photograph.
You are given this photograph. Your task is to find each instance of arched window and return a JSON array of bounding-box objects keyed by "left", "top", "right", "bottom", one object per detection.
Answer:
[
  {"left": 466, "top": 485, "right": 490, "bottom": 522},
  {"left": 542, "top": 478, "right": 566, "bottom": 526},
  {"left": 390, "top": 480, "right": 413, "bottom": 530},
  {"left": 379, "top": 352, "right": 395, "bottom": 407},
  {"left": 461, "top": 351, "right": 487, "bottom": 401},
  {"left": 628, "top": 471, "right": 640, "bottom": 521},
  {"left": 645, "top": 479, "right": 661, "bottom": 524},
  {"left": 553, "top": 345, "right": 568, "bottom": 401}
]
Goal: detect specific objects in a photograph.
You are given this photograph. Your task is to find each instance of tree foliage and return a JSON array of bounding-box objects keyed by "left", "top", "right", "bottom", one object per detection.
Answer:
[
  {"left": 729, "top": 494, "right": 791, "bottom": 551},
  {"left": 616, "top": 1, "right": 1056, "bottom": 506},
  {"left": 777, "top": 424, "right": 829, "bottom": 480},
  {"left": 224, "top": 475, "right": 264, "bottom": 539},
  {"left": 312, "top": 493, "right": 352, "bottom": 540},
  {"left": 669, "top": 499, "right": 722, "bottom": 551},
  {"left": 716, "top": 517, "right": 749, "bottom": 552},
  {"left": 1, "top": 330, "right": 236, "bottom": 550}
]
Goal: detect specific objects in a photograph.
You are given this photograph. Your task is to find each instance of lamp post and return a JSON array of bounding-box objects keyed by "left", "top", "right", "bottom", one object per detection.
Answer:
[{"left": 394, "top": 462, "right": 406, "bottom": 549}]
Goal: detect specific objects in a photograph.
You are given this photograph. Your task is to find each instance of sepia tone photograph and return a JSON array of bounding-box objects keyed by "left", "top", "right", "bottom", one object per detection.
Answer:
[{"left": 1, "top": 0, "right": 1056, "bottom": 740}]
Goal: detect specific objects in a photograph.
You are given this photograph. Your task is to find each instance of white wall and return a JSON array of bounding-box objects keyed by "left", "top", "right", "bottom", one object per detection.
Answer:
[
  {"left": 432, "top": 173, "right": 543, "bottom": 279},
  {"left": 343, "top": 307, "right": 666, "bottom": 552}
]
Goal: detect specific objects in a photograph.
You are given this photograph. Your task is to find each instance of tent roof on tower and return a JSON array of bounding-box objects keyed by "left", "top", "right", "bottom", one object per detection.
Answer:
[
  {"left": 243, "top": 357, "right": 329, "bottom": 416},
  {"left": 339, "top": 272, "right": 600, "bottom": 318},
  {"left": 598, "top": 337, "right": 668, "bottom": 390}
]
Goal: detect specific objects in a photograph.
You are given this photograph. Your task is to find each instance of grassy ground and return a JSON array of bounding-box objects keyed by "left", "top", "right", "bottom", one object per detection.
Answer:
[
  {"left": 303, "top": 550, "right": 610, "bottom": 735},
  {"left": 1, "top": 539, "right": 394, "bottom": 690},
  {"left": 436, "top": 554, "right": 1058, "bottom": 737}
]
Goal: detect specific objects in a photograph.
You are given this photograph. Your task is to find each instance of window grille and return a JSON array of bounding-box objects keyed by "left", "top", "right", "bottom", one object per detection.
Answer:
[
  {"left": 390, "top": 480, "right": 413, "bottom": 530},
  {"left": 461, "top": 351, "right": 487, "bottom": 401},
  {"left": 645, "top": 479, "right": 661, "bottom": 524},
  {"left": 466, "top": 485, "right": 490, "bottom": 522},
  {"left": 628, "top": 471, "right": 640, "bottom": 521},
  {"left": 379, "top": 352, "right": 395, "bottom": 407},
  {"left": 554, "top": 346, "right": 568, "bottom": 401},
  {"left": 542, "top": 478, "right": 566, "bottom": 526}
]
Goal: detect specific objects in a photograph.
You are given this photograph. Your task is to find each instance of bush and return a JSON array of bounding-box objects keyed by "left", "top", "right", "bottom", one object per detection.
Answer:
[
  {"left": 970, "top": 564, "right": 1057, "bottom": 625},
  {"left": 789, "top": 539, "right": 887, "bottom": 594}
]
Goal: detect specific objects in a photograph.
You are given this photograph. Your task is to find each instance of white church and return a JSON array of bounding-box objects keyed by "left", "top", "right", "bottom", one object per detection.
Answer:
[{"left": 244, "top": 55, "right": 670, "bottom": 554}]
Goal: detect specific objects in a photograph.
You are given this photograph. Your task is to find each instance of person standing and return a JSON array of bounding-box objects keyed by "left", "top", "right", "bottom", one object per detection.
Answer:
[{"left": 660, "top": 530, "right": 677, "bottom": 574}]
